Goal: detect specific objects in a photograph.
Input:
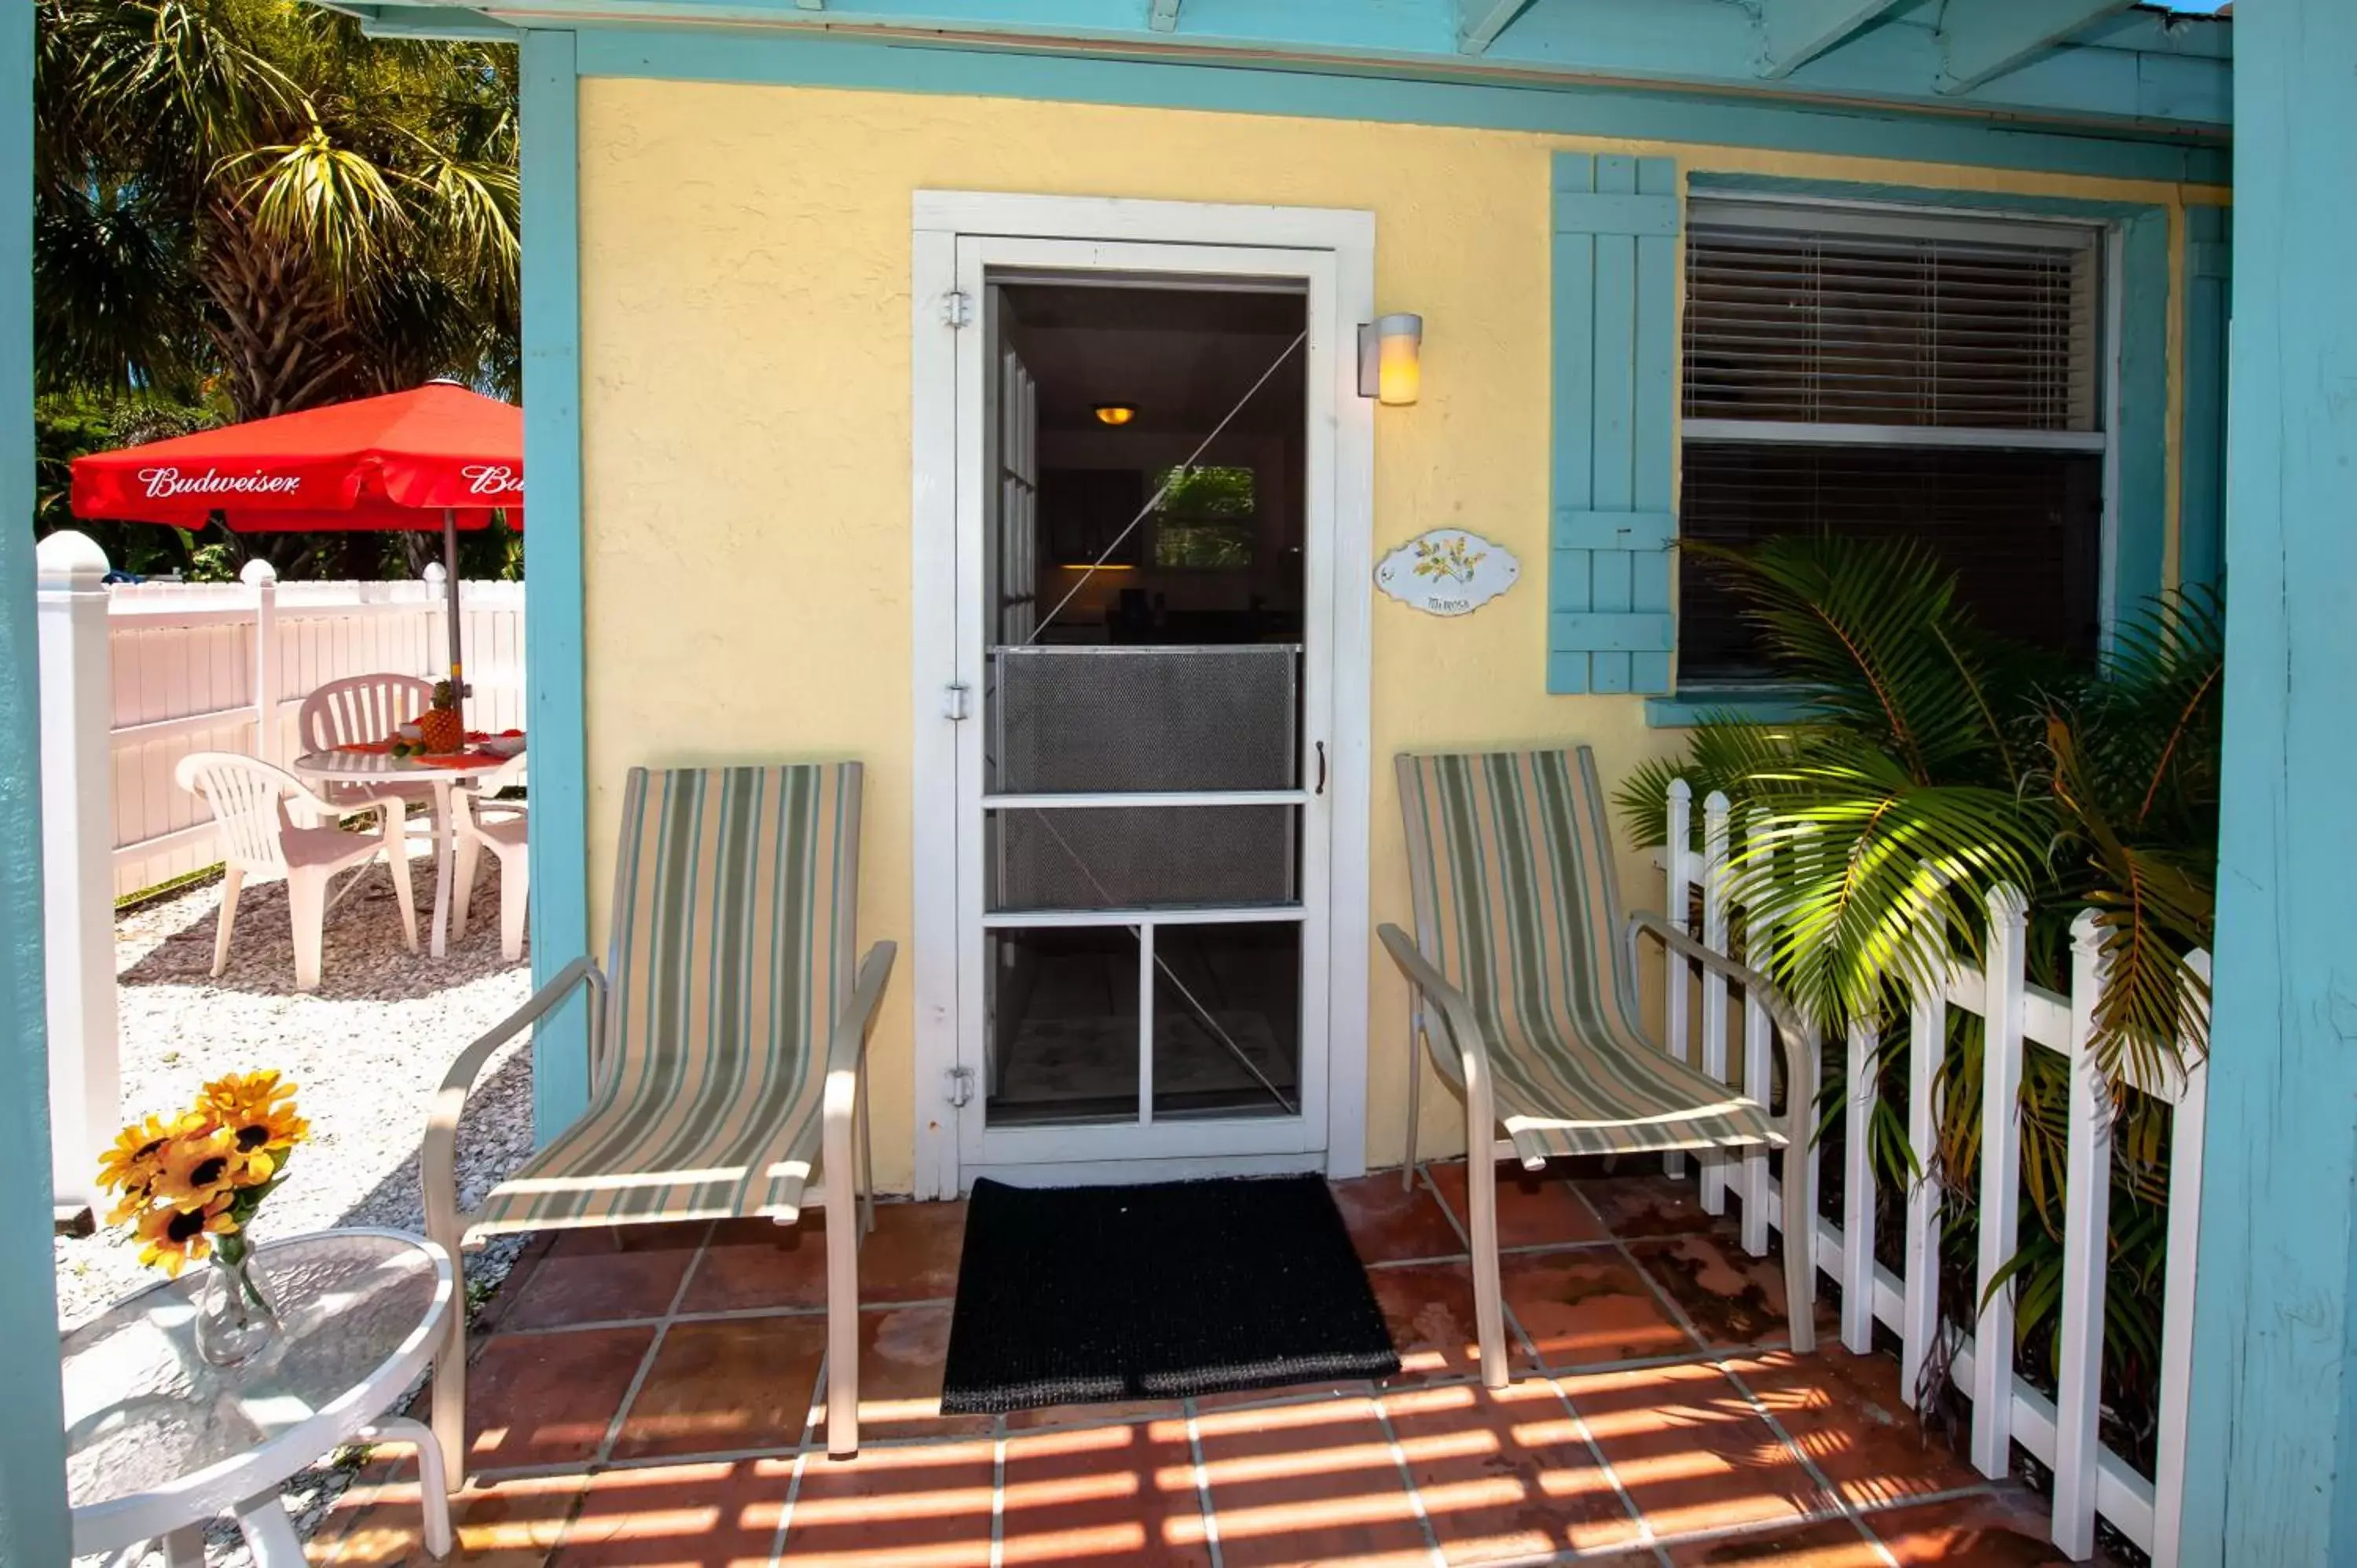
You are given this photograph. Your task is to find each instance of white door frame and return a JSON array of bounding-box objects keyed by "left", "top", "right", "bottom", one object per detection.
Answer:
[{"left": 909, "top": 191, "right": 1376, "bottom": 1198}]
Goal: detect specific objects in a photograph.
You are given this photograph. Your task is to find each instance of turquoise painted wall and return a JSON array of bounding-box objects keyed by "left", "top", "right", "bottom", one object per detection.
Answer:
[
  {"left": 2180, "top": 2, "right": 2357, "bottom": 1562},
  {"left": 0, "top": 0, "right": 71, "bottom": 1558}
]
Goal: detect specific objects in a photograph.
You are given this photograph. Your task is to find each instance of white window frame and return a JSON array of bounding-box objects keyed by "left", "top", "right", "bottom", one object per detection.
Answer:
[{"left": 1677, "top": 195, "right": 2121, "bottom": 684}]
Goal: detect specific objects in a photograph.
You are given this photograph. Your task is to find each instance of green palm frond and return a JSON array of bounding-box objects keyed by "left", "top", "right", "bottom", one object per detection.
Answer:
[
  {"left": 402, "top": 147, "right": 520, "bottom": 300},
  {"left": 2075, "top": 587, "right": 2226, "bottom": 833},
  {"left": 1727, "top": 754, "right": 2051, "bottom": 1026},
  {"left": 1684, "top": 536, "right": 2032, "bottom": 787},
  {"left": 225, "top": 119, "right": 411, "bottom": 279},
  {"left": 2047, "top": 717, "right": 2212, "bottom": 1083},
  {"left": 1615, "top": 717, "right": 1813, "bottom": 851},
  {"left": 34, "top": 180, "right": 201, "bottom": 393},
  {"left": 69, "top": 0, "right": 297, "bottom": 175}
]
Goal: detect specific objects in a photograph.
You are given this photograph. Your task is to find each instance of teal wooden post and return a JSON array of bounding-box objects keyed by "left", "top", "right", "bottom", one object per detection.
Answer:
[
  {"left": 2178, "top": 204, "right": 2231, "bottom": 593},
  {"left": 521, "top": 27, "right": 593, "bottom": 1141},
  {"left": 2179, "top": 4, "right": 2357, "bottom": 1562},
  {"left": 0, "top": 0, "right": 72, "bottom": 1558}
]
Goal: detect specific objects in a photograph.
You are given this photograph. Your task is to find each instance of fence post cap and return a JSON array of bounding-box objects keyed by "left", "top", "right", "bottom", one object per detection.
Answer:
[
  {"left": 35, "top": 529, "right": 109, "bottom": 589},
  {"left": 422, "top": 562, "right": 447, "bottom": 587},
  {"left": 240, "top": 557, "right": 278, "bottom": 586}
]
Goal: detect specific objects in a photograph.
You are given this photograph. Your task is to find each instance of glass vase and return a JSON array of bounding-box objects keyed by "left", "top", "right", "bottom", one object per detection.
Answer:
[{"left": 194, "top": 1245, "right": 280, "bottom": 1368}]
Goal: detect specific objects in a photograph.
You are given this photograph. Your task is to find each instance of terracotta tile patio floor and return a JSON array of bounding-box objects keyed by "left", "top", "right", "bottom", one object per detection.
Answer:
[{"left": 308, "top": 1160, "right": 2084, "bottom": 1566}]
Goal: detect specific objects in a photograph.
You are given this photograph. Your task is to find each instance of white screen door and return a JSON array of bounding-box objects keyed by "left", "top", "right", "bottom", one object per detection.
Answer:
[{"left": 951, "top": 235, "right": 1343, "bottom": 1177}]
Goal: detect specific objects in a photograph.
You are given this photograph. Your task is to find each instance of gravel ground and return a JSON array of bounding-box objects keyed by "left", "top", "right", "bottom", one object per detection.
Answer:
[{"left": 57, "top": 840, "right": 541, "bottom": 1565}]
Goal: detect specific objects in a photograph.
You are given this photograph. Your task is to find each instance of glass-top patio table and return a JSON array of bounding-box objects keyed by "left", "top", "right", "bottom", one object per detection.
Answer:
[
  {"left": 63, "top": 1229, "right": 456, "bottom": 1566},
  {"left": 292, "top": 741, "right": 523, "bottom": 959}
]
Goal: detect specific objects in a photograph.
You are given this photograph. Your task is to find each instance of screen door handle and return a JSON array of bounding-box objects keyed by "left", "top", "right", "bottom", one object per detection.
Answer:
[{"left": 1314, "top": 742, "right": 1327, "bottom": 796}]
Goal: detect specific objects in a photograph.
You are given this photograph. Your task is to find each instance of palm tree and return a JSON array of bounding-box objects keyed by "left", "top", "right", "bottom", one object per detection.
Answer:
[{"left": 34, "top": 0, "right": 519, "bottom": 576}]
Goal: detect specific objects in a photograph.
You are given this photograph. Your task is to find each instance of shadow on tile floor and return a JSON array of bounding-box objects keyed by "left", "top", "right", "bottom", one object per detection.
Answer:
[{"left": 306, "top": 1160, "right": 2093, "bottom": 1567}]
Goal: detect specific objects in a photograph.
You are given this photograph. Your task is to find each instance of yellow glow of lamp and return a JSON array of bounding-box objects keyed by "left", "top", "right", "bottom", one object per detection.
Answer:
[
  {"left": 1094, "top": 403, "right": 1138, "bottom": 426},
  {"left": 1358, "top": 313, "right": 1424, "bottom": 406}
]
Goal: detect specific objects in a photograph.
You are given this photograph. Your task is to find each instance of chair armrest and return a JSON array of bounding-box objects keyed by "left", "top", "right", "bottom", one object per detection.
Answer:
[
  {"left": 1377, "top": 923, "right": 1490, "bottom": 1081},
  {"left": 1626, "top": 911, "right": 1810, "bottom": 1043},
  {"left": 823, "top": 942, "right": 898, "bottom": 1104},
  {"left": 1626, "top": 910, "right": 1819, "bottom": 1140},
  {"left": 422, "top": 956, "right": 607, "bottom": 1240},
  {"left": 821, "top": 943, "right": 898, "bottom": 1189}
]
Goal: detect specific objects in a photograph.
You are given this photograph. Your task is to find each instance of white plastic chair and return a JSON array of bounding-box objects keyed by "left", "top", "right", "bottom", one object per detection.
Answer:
[
  {"left": 451, "top": 793, "right": 529, "bottom": 961},
  {"left": 174, "top": 752, "right": 420, "bottom": 990},
  {"left": 297, "top": 673, "right": 444, "bottom": 822}
]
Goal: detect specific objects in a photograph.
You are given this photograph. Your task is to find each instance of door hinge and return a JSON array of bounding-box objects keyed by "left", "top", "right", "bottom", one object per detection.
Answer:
[
  {"left": 943, "top": 682, "right": 972, "bottom": 721},
  {"left": 945, "top": 1066, "right": 976, "bottom": 1108},
  {"left": 942, "top": 291, "right": 974, "bottom": 328}
]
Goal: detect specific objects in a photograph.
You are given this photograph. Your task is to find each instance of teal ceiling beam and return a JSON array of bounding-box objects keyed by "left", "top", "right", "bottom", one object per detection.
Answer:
[
  {"left": 1457, "top": 0, "right": 1536, "bottom": 55},
  {"left": 1936, "top": 0, "right": 2137, "bottom": 96},
  {"left": 343, "top": 0, "right": 2231, "bottom": 133},
  {"left": 1754, "top": 0, "right": 1908, "bottom": 79},
  {"left": 797, "top": 0, "right": 822, "bottom": 9},
  {"left": 571, "top": 24, "right": 2227, "bottom": 182},
  {"left": 1149, "top": 0, "right": 1179, "bottom": 33},
  {"left": 331, "top": 0, "right": 522, "bottom": 35}
]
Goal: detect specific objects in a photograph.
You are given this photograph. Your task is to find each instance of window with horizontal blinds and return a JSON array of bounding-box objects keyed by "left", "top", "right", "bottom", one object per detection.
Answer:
[
  {"left": 1677, "top": 200, "right": 2110, "bottom": 681},
  {"left": 1684, "top": 204, "right": 2102, "bottom": 432}
]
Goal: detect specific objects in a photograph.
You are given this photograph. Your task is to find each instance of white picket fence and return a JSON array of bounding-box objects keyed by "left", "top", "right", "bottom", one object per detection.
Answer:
[
  {"left": 1656, "top": 780, "right": 2207, "bottom": 1565},
  {"left": 103, "top": 564, "right": 526, "bottom": 899}
]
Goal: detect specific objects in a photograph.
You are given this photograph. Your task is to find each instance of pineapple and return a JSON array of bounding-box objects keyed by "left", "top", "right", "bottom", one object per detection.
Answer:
[{"left": 417, "top": 680, "right": 466, "bottom": 754}]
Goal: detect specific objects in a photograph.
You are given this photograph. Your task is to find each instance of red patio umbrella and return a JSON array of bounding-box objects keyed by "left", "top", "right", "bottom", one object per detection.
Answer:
[{"left": 71, "top": 381, "right": 523, "bottom": 719}]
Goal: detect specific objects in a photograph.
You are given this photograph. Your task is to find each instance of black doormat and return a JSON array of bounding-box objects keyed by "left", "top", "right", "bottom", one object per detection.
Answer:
[{"left": 939, "top": 1174, "right": 1402, "bottom": 1414}]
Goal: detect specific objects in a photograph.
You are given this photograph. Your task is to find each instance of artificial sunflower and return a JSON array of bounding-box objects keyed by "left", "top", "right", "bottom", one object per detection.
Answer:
[
  {"left": 203, "top": 1071, "right": 310, "bottom": 1156},
  {"left": 96, "top": 1112, "right": 189, "bottom": 1219},
  {"left": 101, "top": 1072, "right": 309, "bottom": 1283},
  {"left": 149, "top": 1125, "right": 246, "bottom": 1209},
  {"left": 134, "top": 1195, "right": 237, "bottom": 1276}
]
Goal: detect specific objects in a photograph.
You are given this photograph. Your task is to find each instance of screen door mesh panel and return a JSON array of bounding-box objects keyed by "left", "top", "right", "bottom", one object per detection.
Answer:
[
  {"left": 990, "top": 806, "right": 1296, "bottom": 911},
  {"left": 993, "top": 647, "right": 1299, "bottom": 795}
]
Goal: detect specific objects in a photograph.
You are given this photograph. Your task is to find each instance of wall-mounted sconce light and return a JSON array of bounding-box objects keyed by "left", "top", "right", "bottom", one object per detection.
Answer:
[
  {"left": 1094, "top": 403, "right": 1138, "bottom": 426},
  {"left": 1358, "top": 313, "right": 1423, "bottom": 406}
]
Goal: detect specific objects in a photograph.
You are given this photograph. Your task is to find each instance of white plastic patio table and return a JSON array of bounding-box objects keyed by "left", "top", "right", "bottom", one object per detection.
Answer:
[
  {"left": 62, "top": 1229, "right": 456, "bottom": 1566},
  {"left": 291, "top": 746, "right": 522, "bottom": 959}
]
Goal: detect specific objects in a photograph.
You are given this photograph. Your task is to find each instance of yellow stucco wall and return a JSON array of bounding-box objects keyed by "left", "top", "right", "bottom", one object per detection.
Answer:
[{"left": 575, "top": 78, "right": 2218, "bottom": 1192}]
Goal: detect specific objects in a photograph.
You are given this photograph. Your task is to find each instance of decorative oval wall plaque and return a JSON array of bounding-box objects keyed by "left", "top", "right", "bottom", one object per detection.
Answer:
[{"left": 1374, "top": 529, "right": 1519, "bottom": 617}]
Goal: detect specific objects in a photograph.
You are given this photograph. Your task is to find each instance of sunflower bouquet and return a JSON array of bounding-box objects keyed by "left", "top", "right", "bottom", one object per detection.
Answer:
[{"left": 97, "top": 1072, "right": 310, "bottom": 1278}]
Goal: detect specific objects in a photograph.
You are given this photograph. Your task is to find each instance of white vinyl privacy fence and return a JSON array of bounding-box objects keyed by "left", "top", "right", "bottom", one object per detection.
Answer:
[
  {"left": 35, "top": 529, "right": 523, "bottom": 1217},
  {"left": 1656, "top": 779, "right": 2207, "bottom": 1566},
  {"left": 102, "top": 565, "right": 525, "bottom": 899}
]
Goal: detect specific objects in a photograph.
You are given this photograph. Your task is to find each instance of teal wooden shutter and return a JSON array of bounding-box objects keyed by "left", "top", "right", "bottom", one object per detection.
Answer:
[
  {"left": 1549, "top": 153, "right": 1678, "bottom": 695},
  {"left": 2180, "top": 206, "right": 2231, "bottom": 591}
]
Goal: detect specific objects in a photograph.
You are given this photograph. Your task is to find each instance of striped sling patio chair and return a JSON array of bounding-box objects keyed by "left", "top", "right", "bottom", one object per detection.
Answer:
[
  {"left": 422, "top": 764, "right": 896, "bottom": 1478},
  {"left": 1383, "top": 746, "right": 1817, "bottom": 1388}
]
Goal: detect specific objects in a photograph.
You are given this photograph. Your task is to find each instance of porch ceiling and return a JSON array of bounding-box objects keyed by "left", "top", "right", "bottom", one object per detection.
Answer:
[{"left": 321, "top": 0, "right": 2231, "bottom": 141}]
